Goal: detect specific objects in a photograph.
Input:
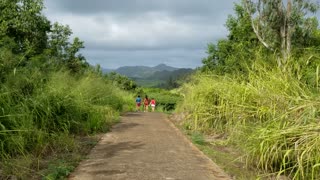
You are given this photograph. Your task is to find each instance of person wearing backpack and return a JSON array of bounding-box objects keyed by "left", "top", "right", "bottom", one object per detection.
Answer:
[
  {"left": 135, "top": 95, "right": 141, "bottom": 112},
  {"left": 143, "top": 95, "right": 149, "bottom": 112},
  {"left": 150, "top": 98, "right": 156, "bottom": 112}
]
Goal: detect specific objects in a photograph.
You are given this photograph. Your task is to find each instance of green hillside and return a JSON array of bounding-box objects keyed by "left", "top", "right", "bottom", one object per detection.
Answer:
[
  {"left": 104, "top": 64, "right": 194, "bottom": 88},
  {"left": 114, "top": 63, "right": 179, "bottom": 78}
]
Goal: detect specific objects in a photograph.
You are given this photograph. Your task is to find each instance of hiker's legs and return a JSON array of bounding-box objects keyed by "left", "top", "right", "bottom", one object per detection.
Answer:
[{"left": 136, "top": 103, "right": 141, "bottom": 111}]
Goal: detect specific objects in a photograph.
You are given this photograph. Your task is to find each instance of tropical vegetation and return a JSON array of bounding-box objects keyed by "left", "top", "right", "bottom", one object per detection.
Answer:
[
  {"left": 0, "top": 0, "right": 135, "bottom": 179},
  {"left": 177, "top": 0, "right": 320, "bottom": 179}
]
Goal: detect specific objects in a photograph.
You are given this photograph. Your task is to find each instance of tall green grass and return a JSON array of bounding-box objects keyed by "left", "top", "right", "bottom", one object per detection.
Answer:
[
  {"left": 177, "top": 64, "right": 320, "bottom": 179},
  {"left": 0, "top": 69, "right": 134, "bottom": 178}
]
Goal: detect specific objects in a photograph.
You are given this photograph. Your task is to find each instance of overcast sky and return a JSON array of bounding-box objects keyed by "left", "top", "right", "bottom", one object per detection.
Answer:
[{"left": 43, "top": 0, "right": 319, "bottom": 69}]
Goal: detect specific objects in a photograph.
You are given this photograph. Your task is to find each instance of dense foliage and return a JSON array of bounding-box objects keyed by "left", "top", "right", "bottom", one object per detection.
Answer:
[
  {"left": 0, "top": 0, "right": 134, "bottom": 178},
  {"left": 178, "top": 0, "right": 320, "bottom": 179}
]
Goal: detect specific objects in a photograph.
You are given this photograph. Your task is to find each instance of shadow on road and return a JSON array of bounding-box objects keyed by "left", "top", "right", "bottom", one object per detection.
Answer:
[
  {"left": 81, "top": 141, "right": 144, "bottom": 169},
  {"left": 95, "top": 141, "right": 144, "bottom": 158},
  {"left": 124, "top": 112, "right": 143, "bottom": 117},
  {"left": 113, "top": 122, "right": 140, "bottom": 132}
]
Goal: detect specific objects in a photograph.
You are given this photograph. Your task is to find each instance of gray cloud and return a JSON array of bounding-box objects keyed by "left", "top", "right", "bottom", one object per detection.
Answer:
[
  {"left": 43, "top": 0, "right": 320, "bottom": 69},
  {"left": 84, "top": 48, "right": 205, "bottom": 69},
  {"left": 43, "top": 0, "right": 237, "bottom": 69},
  {"left": 45, "top": 0, "right": 235, "bottom": 17}
]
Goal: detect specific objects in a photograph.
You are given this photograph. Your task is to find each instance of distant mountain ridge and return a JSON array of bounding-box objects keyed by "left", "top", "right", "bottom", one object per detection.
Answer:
[
  {"left": 102, "top": 64, "right": 194, "bottom": 87},
  {"left": 152, "top": 64, "right": 178, "bottom": 72},
  {"left": 102, "top": 64, "right": 183, "bottom": 78}
]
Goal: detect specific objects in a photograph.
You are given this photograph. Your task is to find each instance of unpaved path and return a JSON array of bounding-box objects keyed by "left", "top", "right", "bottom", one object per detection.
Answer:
[{"left": 69, "top": 112, "right": 231, "bottom": 180}]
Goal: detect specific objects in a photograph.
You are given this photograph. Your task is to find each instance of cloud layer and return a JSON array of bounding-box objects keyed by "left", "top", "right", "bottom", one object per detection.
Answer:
[{"left": 43, "top": 0, "right": 320, "bottom": 69}]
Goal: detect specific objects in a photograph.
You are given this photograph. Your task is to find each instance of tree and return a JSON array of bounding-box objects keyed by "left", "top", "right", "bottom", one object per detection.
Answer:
[
  {"left": 0, "top": 0, "right": 50, "bottom": 56},
  {"left": 47, "top": 22, "right": 72, "bottom": 59},
  {"left": 243, "top": 0, "right": 319, "bottom": 67},
  {"left": 107, "top": 72, "right": 137, "bottom": 91},
  {"left": 47, "top": 23, "right": 88, "bottom": 73},
  {"left": 202, "top": 4, "right": 260, "bottom": 73},
  {"left": 0, "top": 0, "right": 52, "bottom": 82}
]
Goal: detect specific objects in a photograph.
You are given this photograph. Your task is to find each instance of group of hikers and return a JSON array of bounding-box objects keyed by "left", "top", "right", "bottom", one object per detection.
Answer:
[{"left": 135, "top": 95, "right": 156, "bottom": 112}]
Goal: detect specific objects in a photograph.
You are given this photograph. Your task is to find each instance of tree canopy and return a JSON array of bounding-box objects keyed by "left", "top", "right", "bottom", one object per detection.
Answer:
[
  {"left": 202, "top": 0, "right": 320, "bottom": 73},
  {"left": 0, "top": 0, "right": 88, "bottom": 76}
]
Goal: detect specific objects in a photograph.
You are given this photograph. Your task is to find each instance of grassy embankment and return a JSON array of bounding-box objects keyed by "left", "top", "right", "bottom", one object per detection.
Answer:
[
  {"left": 176, "top": 61, "right": 320, "bottom": 179},
  {"left": 0, "top": 69, "right": 134, "bottom": 179}
]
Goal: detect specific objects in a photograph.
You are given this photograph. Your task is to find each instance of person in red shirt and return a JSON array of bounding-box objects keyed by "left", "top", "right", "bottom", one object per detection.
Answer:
[
  {"left": 150, "top": 98, "right": 156, "bottom": 112},
  {"left": 143, "top": 95, "right": 149, "bottom": 112}
]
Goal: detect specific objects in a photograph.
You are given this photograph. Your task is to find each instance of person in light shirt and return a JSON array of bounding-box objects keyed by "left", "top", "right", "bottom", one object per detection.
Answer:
[{"left": 150, "top": 98, "right": 156, "bottom": 112}]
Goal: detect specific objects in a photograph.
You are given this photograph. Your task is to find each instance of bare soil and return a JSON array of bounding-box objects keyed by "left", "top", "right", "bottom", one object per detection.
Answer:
[{"left": 68, "top": 112, "right": 231, "bottom": 180}]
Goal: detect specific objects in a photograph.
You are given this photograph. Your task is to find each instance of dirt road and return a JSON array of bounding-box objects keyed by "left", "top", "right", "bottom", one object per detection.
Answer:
[{"left": 69, "top": 112, "right": 231, "bottom": 180}]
